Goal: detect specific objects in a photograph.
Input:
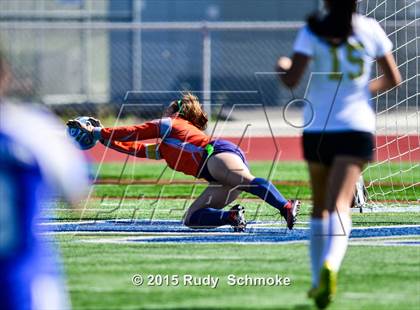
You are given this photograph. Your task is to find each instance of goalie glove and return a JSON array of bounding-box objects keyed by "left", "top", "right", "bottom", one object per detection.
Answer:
[{"left": 66, "top": 116, "right": 101, "bottom": 150}]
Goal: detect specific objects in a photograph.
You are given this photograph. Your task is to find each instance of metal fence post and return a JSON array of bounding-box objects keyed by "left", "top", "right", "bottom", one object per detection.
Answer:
[
  {"left": 81, "top": 0, "right": 89, "bottom": 100},
  {"left": 202, "top": 24, "right": 212, "bottom": 121},
  {"left": 133, "top": 0, "right": 142, "bottom": 92}
]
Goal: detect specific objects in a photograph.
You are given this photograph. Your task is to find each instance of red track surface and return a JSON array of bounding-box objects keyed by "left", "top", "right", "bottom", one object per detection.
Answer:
[{"left": 87, "top": 135, "right": 419, "bottom": 163}]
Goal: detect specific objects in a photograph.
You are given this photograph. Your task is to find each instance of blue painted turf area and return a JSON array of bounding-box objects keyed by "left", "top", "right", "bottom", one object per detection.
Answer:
[{"left": 41, "top": 220, "right": 420, "bottom": 244}]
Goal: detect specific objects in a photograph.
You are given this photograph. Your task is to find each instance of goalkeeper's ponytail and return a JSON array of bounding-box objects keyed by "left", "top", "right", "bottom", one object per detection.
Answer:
[{"left": 170, "top": 92, "right": 208, "bottom": 131}]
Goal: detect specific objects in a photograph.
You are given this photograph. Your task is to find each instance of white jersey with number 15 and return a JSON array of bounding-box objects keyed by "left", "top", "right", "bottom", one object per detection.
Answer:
[{"left": 294, "top": 14, "right": 393, "bottom": 133}]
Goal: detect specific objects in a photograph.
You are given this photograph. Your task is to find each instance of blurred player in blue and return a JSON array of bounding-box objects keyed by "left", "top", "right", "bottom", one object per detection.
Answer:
[{"left": 0, "top": 52, "right": 90, "bottom": 309}]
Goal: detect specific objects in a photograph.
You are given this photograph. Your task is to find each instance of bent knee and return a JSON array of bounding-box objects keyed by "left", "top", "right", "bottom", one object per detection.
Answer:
[
  {"left": 183, "top": 211, "right": 200, "bottom": 228},
  {"left": 182, "top": 212, "right": 193, "bottom": 227},
  {"left": 183, "top": 217, "right": 193, "bottom": 228}
]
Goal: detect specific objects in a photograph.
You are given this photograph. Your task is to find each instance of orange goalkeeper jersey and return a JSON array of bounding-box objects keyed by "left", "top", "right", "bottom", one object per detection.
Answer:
[{"left": 96, "top": 117, "right": 211, "bottom": 177}]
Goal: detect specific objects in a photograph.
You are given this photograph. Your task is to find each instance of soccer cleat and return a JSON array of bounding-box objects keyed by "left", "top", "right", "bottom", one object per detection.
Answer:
[
  {"left": 313, "top": 262, "right": 337, "bottom": 309},
  {"left": 229, "top": 205, "right": 247, "bottom": 232},
  {"left": 282, "top": 200, "right": 301, "bottom": 230}
]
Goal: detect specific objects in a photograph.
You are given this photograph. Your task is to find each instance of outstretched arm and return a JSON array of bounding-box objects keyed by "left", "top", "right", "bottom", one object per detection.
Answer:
[
  {"left": 94, "top": 121, "right": 160, "bottom": 142},
  {"left": 103, "top": 139, "right": 161, "bottom": 160},
  {"left": 66, "top": 118, "right": 162, "bottom": 156}
]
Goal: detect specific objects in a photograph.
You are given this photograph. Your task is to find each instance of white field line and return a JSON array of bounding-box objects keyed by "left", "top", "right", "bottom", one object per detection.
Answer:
[
  {"left": 349, "top": 241, "right": 420, "bottom": 247},
  {"left": 77, "top": 238, "right": 309, "bottom": 246},
  {"left": 39, "top": 220, "right": 420, "bottom": 231},
  {"left": 45, "top": 205, "right": 420, "bottom": 213},
  {"left": 76, "top": 236, "right": 420, "bottom": 246},
  {"left": 357, "top": 206, "right": 420, "bottom": 213}
]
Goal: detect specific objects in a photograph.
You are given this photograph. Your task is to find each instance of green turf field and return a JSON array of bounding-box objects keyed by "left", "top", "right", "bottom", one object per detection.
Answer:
[
  {"left": 50, "top": 161, "right": 419, "bottom": 225},
  {"left": 55, "top": 161, "right": 419, "bottom": 309},
  {"left": 59, "top": 237, "right": 420, "bottom": 310},
  {"left": 93, "top": 161, "right": 419, "bottom": 201}
]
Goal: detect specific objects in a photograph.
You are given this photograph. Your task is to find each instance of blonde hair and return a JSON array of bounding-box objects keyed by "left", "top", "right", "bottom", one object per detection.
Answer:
[{"left": 171, "top": 92, "right": 208, "bottom": 131}]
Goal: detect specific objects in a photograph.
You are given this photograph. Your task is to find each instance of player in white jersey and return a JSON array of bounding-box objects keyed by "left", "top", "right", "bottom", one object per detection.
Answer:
[{"left": 276, "top": 0, "right": 401, "bottom": 308}]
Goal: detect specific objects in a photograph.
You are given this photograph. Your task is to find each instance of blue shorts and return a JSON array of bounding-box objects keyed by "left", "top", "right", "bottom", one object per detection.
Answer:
[{"left": 198, "top": 139, "right": 248, "bottom": 182}]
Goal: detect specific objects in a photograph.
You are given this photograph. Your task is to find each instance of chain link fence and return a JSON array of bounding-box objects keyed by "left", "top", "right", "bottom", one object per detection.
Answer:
[
  {"left": 0, "top": 0, "right": 418, "bottom": 127},
  {"left": 0, "top": 22, "right": 304, "bottom": 117},
  {"left": 0, "top": 0, "right": 418, "bottom": 209}
]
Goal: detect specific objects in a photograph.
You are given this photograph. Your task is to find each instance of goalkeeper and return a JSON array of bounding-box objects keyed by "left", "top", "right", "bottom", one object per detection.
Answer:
[{"left": 67, "top": 92, "right": 300, "bottom": 232}]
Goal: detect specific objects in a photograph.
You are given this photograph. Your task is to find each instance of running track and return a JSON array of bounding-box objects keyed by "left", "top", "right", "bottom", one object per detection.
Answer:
[{"left": 87, "top": 135, "right": 419, "bottom": 162}]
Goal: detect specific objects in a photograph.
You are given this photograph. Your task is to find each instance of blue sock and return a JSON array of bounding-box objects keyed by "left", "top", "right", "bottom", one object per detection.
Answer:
[
  {"left": 245, "top": 178, "right": 288, "bottom": 213},
  {"left": 187, "top": 208, "right": 232, "bottom": 229}
]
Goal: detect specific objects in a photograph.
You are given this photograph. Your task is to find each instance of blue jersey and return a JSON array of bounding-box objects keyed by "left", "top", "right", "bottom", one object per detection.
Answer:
[{"left": 0, "top": 103, "right": 90, "bottom": 310}]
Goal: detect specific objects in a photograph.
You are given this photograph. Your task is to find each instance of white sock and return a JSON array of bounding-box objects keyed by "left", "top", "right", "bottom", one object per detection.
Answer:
[
  {"left": 309, "top": 218, "right": 328, "bottom": 287},
  {"left": 323, "top": 211, "right": 352, "bottom": 272}
]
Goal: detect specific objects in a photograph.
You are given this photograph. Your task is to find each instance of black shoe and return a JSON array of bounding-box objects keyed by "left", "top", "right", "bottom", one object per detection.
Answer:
[{"left": 229, "top": 205, "right": 247, "bottom": 232}]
